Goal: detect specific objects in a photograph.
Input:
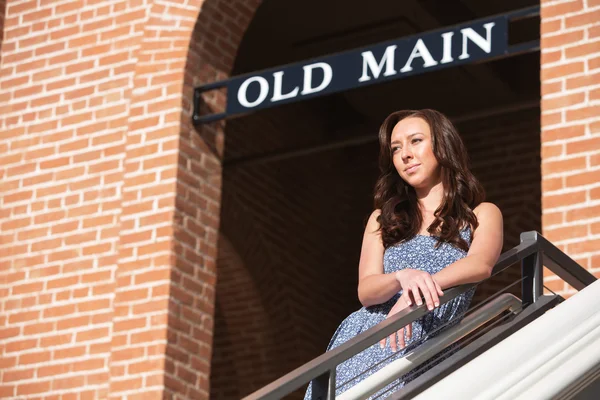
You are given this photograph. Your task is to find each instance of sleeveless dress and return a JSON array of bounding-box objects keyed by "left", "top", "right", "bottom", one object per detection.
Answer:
[{"left": 304, "top": 228, "right": 474, "bottom": 399}]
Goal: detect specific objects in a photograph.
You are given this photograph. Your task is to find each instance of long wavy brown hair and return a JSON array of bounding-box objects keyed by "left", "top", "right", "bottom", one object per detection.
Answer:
[{"left": 374, "top": 109, "right": 485, "bottom": 252}]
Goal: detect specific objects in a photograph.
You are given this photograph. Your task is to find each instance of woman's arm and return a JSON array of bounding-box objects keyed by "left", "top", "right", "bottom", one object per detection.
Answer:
[
  {"left": 432, "top": 202, "right": 504, "bottom": 290},
  {"left": 357, "top": 210, "right": 402, "bottom": 307}
]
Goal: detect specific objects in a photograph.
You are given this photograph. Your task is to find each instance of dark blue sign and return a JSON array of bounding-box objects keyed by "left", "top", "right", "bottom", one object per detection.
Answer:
[{"left": 226, "top": 17, "right": 507, "bottom": 115}]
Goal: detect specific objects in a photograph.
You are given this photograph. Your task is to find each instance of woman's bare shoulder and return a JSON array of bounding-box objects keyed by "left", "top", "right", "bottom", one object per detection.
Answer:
[
  {"left": 370, "top": 209, "right": 382, "bottom": 219},
  {"left": 365, "top": 209, "right": 382, "bottom": 232},
  {"left": 474, "top": 202, "right": 502, "bottom": 218},
  {"left": 473, "top": 202, "right": 503, "bottom": 231}
]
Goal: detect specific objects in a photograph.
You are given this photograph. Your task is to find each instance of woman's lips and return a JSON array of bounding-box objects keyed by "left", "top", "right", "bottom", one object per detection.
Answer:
[{"left": 405, "top": 164, "right": 420, "bottom": 174}]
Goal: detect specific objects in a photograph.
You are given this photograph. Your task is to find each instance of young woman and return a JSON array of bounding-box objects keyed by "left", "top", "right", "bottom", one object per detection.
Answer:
[{"left": 305, "top": 109, "right": 503, "bottom": 399}]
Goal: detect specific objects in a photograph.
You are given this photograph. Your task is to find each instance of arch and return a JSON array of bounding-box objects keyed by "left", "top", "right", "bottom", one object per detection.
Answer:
[{"left": 109, "top": 0, "right": 263, "bottom": 398}]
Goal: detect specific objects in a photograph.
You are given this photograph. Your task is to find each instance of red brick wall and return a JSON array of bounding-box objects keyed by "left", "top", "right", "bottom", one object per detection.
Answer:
[
  {"left": 171, "top": 0, "right": 260, "bottom": 398},
  {"left": 0, "top": 0, "right": 262, "bottom": 398},
  {"left": 541, "top": 0, "right": 600, "bottom": 295}
]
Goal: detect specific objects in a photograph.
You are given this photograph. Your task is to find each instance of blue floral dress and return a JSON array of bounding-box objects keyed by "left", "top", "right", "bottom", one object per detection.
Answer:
[{"left": 304, "top": 228, "right": 474, "bottom": 399}]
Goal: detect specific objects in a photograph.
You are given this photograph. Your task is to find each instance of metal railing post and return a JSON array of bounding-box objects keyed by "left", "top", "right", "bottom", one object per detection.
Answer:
[
  {"left": 520, "top": 231, "right": 543, "bottom": 304},
  {"left": 312, "top": 369, "right": 336, "bottom": 400}
]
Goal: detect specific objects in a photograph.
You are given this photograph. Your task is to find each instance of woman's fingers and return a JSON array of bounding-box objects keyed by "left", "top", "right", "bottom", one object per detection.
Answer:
[
  {"left": 403, "top": 289, "right": 412, "bottom": 306},
  {"left": 390, "top": 331, "right": 397, "bottom": 352},
  {"left": 410, "top": 283, "right": 422, "bottom": 306},
  {"left": 397, "top": 328, "right": 405, "bottom": 350},
  {"left": 379, "top": 291, "right": 422, "bottom": 352},
  {"left": 411, "top": 282, "right": 434, "bottom": 310},
  {"left": 434, "top": 279, "right": 444, "bottom": 297},
  {"left": 422, "top": 277, "right": 439, "bottom": 308}
]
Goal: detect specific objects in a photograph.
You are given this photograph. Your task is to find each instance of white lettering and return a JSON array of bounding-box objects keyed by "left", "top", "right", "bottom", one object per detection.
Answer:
[
  {"left": 440, "top": 32, "right": 454, "bottom": 64},
  {"left": 459, "top": 22, "right": 495, "bottom": 60},
  {"left": 238, "top": 76, "right": 269, "bottom": 108},
  {"left": 358, "top": 45, "right": 397, "bottom": 82},
  {"left": 400, "top": 39, "right": 439, "bottom": 73},
  {"left": 271, "top": 71, "right": 299, "bottom": 102},
  {"left": 301, "top": 62, "right": 333, "bottom": 95}
]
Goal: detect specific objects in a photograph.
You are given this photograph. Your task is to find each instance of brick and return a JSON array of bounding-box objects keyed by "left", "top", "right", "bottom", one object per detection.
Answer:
[
  {"left": 3, "top": 190, "right": 33, "bottom": 204},
  {"left": 566, "top": 40, "right": 600, "bottom": 59},
  {"left": 566, "top": 106, "right": 600, "bottom": 122},
  {"left": 543, "top": 92, "right": 585, "bottom": 111},
  {"left": 132, "top": 299, "right": 169, "bottom": 314},
  {"left": 8, "top": 310, "right": 40, "bottom": 324},
  {"left": 566, "top": 71, "right": 600, "bottom": 90},
  {"left": 7, "top": 0, "right": 37, "bottom": 14},
  {"left": 542, "top": 51, "right": 563, "bottom": 67},
  {"left": 76, "top": 327, "right": 109, "bottom": 342},
  {"left": 5, "top": 339, "right": 38, "bottom": 353},
  {"left": 40, "top": 333, "right": 74, "bottom": 347},
  {"left": 544, "top": 224, "right": 588, "bottom": 242},
  {"left": 78, "top": 298, "right": 111, "bottom": 312},
  {"left": 541, "top": 19, "right": 562, "bottom": 35},
  {"left": 567, "top": 137, "right": 600, "bottom": 155},
  {"left": 81, "top": 270, "right": 112, "bottom": 285},
  {"left": 543, "top": 0, "right": 583, "bottom": 18},
  {"left": 12, "top": 282, "right": 43, "bottom": 296},
  {"left": 566, "top": 203, "right": 600, "bottom": 221},
  {"left": 566, "top": 170, "right": 600, "bottom": 187},
  {"left": 16, "top": 382, "right": 51, "bottom": 396},
  {"left": 37, "top": 363, "right": 70, "bottom": 378},
  {"left": 52, "top": 375, "right": 86, "bottom": 390},
  {"left": 593, "top": 252, "right": 600, "bottom": 268},
  {"left": 542, "top": 156, "right": 586, "bottom": 175},
  {"left": 541, "top": 61, "right": 584, "bottom": 81},
  {"left": 541, "top": 111, "right": 562, "bottom": 127},
  {"left": 56, "top": 316, "right": 89, "bottom": 331},
  {"left": 568, "top": 238, "right": 600, "bottom": 254},
  {"left": 43, "top": 304, "right": 76, "bottom": 319},
  {"left": 110, "top": 377, "right": 143, "bottom": 393},
  {"left": 3, "top": 369, "right": 35, "bottom": 382},
  {"left": 40, "top": 156, "right": 70, "bottom": 170},
  {"left": 591, "top": 221, "right": 600, "bottom": 235},
  {"left": 54, "top": 345, "right": 87, "bottom": 360},
  {"left": 565, "top": 9, "right": 600, "bottom": 28},
  {"left": 131, "top": 328, "right": 166, "bottom": 345},
  {"left": 82, "top": 242, "right": 112, "bottom": 255},
  {"left": 128, "top": 359, "right": 164, "bottom": 375}
]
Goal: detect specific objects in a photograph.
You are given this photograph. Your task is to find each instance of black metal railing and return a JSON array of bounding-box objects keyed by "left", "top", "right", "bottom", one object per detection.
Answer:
[{"left": 243, "top": 231, "right": 596, "bottom": 400}]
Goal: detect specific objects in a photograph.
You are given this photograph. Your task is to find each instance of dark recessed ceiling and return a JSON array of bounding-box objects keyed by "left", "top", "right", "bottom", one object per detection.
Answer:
[{"left": 225, "top": 0, "right": 540, "bottom": 161}]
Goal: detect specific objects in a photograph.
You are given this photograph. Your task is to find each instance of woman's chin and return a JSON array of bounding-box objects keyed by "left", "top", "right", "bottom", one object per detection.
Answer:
[{"left": 403, "top": 178, "right": 424, "bottom": 188}]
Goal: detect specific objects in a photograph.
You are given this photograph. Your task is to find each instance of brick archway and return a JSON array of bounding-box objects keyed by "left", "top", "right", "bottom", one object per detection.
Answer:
[
  {"left": 0, "top": 0, "right": 263, "bottom": 398},
  {"left": 112, "top": 0, "right": 263, "bottom": 398}
]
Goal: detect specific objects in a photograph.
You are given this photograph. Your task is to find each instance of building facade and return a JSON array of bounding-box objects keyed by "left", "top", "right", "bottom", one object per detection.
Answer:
[{"left": 0, "top": 0, "right": 598, "bottom": 399}]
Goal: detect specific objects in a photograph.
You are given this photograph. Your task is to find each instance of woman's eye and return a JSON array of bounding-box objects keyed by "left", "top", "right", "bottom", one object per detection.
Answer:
[{"left": 412, "top": 138, "right": 422, "bottom": 144}]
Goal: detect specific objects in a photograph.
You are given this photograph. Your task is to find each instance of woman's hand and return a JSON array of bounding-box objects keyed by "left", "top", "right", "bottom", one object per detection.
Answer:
[
  {"left": 395, "top": 269, "right": 444, "bottom": 311},
  {"left": 379, "top": 292, "right": 412, "bottom": 352}
]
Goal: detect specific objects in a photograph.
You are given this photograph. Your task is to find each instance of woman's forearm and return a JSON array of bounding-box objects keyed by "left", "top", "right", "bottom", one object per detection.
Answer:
[
  {"left": 358, "top": 273, "right": 402, "bottom": 307},
  {"left": 432, "top": 255, "right": 493, "bottom": 290}
]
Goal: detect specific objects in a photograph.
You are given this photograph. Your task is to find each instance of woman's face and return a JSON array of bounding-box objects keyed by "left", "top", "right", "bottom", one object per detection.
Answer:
[{"left": 390, "top": 117, "right": 441, "bottom": 189}]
